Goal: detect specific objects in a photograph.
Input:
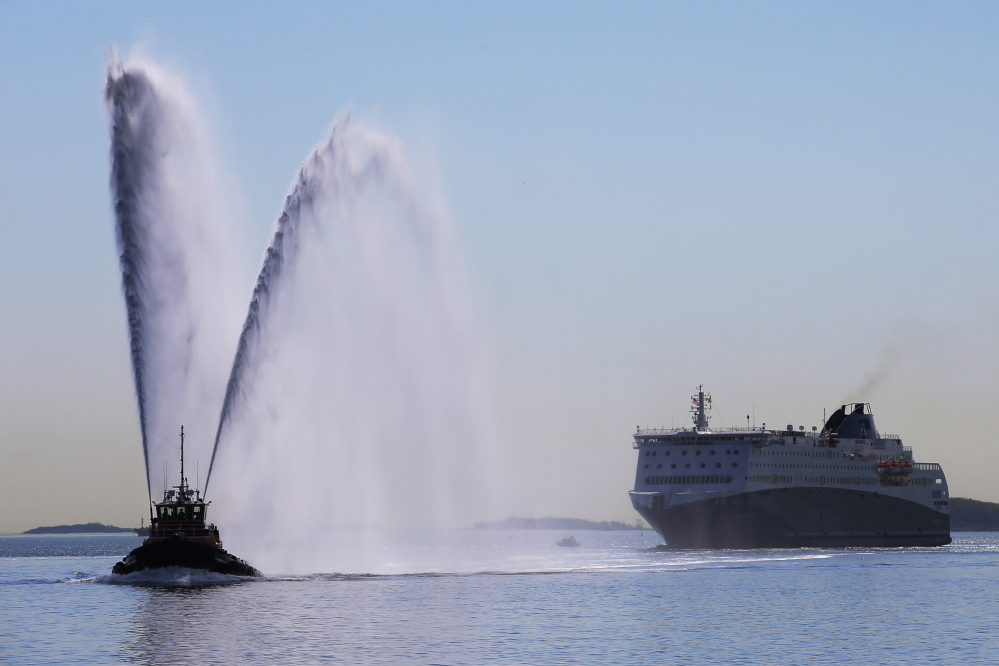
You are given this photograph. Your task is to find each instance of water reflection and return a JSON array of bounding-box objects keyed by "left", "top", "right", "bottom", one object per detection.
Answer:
[{"left": 122, "top": 583, "right": 258, "bottom": 665}]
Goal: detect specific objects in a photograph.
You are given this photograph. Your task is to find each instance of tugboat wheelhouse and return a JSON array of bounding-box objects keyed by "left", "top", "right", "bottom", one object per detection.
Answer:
[{"left": 112, "top": 426, "right": 258, "bottom": 576}]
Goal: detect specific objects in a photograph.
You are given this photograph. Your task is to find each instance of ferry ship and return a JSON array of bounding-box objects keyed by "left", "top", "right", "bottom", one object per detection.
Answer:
[
  {"left": 629, "top": 387, "right": 951, "bottom": 548},
  {"left": 112, "top": 427, "right": 258, "bottom": 576}
]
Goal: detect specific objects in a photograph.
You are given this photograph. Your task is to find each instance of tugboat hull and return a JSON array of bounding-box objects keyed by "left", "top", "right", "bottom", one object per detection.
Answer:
[{"left": 112, "top": 539, "right": 259, "bottom": 576}]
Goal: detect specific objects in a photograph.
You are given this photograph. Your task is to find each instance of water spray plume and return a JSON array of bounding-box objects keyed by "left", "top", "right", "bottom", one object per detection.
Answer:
[
  {"left": 104, "top": 54, "right": 245, "bottom": 501},
  {"left": 207, "top": 117, "right": 496, "bottom": 573},
  {"left": 204, "top": 122, "right": 323, "bottom": 493},
  {"left": 107, "top": 53, "right": 496, "bottom": 573}
]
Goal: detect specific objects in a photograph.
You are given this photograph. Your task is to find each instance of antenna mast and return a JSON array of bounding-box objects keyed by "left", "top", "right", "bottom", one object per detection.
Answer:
[
  {"left": 691, "top": 385, "right": 711, "bottom": 431},
  {"left": 179, "top": 425, "right": 185, "bottom": 492}
]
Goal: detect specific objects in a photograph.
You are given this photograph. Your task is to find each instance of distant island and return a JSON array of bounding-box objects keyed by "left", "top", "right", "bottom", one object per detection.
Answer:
[
  {"left": 475, "top": 517, "right": 647, "bottom": 531},
  {"left": 22, "top": 523, "right": 134, "bottom": 535},
  {"left": 950, "top": 498, "right": 999, "bottom": 531}
]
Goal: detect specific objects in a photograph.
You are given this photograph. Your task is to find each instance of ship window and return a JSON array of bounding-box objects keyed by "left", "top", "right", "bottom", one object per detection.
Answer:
[
  {"left": 700, "top": 463, "right": 706, "bottom": 468},
  {"left": 726, "top": 450, "right": 731, "bottom": 455},
  {"left": 710, "top": 450, "right": 716, "bottom": 455},
  {"left": 671, "top": 464, "right": 676, "bottom": 469},
  {"left": 665, "top": 451, "right": 670, "bottom": 456},
  {"left": 652, "top": 451, "right": 657, "bottom": 456},
  {"left": 696, "top": 450, "right": 702, "bottom": 456},
  {"left": 682, "top": 451, "right": 688, "bottom": 456},
  {"left": 732, "top": 463, "right": 738, "bottom": 468},
  {"left": 685, "top": 463, "right": 691, "bottom": 469},
  {"left": 644, "top": 464, "right": 648, "bottom": 469},
  {"left": 657, "top": 464, "right": 662, "bottom": 469},
  {"left": 716, "top": 463, "right": 722, "bottom": 468}
]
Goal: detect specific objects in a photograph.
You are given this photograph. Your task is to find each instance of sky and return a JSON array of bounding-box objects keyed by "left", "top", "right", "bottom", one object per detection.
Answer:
[{"left": 1, "top": 1, "right": 998, "bottom": 533}]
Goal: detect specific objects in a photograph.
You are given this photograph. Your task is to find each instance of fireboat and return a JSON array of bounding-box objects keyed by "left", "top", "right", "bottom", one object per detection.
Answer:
[{"left": 112, "top": 426, "right": 259, "bottom": 576}]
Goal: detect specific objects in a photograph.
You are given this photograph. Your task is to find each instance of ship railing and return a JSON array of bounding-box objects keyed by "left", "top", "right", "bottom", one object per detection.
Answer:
[
  {"left": 635, "top": 426, "right": 804, "bottom": 436},
  {"left": 633, "top": 435, "right": 770, "bottom": 449},
  {"left": 149, "top": 522, "right": 218, "bottom": 538},
  {"left": 914, "top": 462, "right": 942, "bottom": 472}
]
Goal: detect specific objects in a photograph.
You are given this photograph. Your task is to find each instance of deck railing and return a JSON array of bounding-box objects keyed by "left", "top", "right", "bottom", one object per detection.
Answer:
[{"left": 149, "top": 521, "right": 219, "bottom": 538}]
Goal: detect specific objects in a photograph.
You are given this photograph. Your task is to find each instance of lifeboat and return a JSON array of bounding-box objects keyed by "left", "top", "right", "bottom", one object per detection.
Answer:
[{"left": 876, "top": 458, "right": 914, "bottom": 476}]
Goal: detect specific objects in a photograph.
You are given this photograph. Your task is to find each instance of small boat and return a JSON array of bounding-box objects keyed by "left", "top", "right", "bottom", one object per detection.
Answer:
[
  {"left": 556, "top": 536, "right": 580, "bottom": 548},
  {"left": 112, "top": 426, "right": 258, "bottom": 577}
]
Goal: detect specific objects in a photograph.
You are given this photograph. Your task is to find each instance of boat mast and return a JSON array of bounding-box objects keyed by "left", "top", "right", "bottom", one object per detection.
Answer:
[
  {"left": 692, "top": 385, "right": 711, "bottom": 431},
  {"left": 179, "top": 425, "right": 186, "bottom": 494}
]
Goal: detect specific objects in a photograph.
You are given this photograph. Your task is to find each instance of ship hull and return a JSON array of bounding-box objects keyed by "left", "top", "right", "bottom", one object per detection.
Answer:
[
  {"left": 112, "top": 538, "right": 259, "bottom": 576},
  {"left": 633, "top": 487, "right": 951, "bottom": 549}
]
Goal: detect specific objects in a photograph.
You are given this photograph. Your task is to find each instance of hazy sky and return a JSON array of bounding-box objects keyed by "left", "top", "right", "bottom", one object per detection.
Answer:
[{"left": 2, "top": 1, "right": 998, "bottom": 533}]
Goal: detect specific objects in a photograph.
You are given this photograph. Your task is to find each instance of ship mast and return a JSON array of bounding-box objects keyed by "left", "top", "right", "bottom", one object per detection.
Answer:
[
  {"left": 179, "top": 425, "right": 186, "bottom": 495},
  {"left": 691, "top": 385, "right": 711, "bottom": 432}
]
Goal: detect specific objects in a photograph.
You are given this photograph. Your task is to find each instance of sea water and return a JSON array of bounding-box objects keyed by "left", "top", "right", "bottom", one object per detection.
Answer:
[{"left": 2, "top": 531, "right": 998, "bottom": 665}]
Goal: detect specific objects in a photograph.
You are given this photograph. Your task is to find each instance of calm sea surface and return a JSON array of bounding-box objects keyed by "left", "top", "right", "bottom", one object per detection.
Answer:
[{"left": 2, "top": 530, "right": 998, "bottom": 665}]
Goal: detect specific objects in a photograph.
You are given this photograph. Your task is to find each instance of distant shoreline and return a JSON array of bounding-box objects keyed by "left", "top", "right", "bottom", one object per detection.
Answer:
[
  {"left": 18, "top": 498, "right": 999, "bottom": 534},
  {"left": 21, "top": 523, "right": 135, "bottom": 535},
  {"left": 474, "top": 517, "right": 647, "bottom": 531},
  {"left": 475, "top": 497, "right": 999, "bottom": 533}
]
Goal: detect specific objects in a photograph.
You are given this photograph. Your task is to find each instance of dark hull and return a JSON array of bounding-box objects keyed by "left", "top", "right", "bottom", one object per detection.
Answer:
[
  {"left": 634, "top": 487, "right": 951, "bottom": 549},
  {"left": 112, "top": 538, "right": 259, "bottom": 576}
]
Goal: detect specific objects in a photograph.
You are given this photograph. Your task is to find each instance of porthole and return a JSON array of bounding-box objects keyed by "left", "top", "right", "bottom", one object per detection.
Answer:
[
  {"left": 732, "top": 462, "right": 738, "bottom": 468},
  {"left": 696, "top": 450, "right": 702, "bottom": 456},
  {"left": 716, "top": 462, "right": 722, "bottom": 468},
  {"left": 682, "top": 451, "right": 688, "bottom": 456},
  {"left": 645, "top": 451, "right": 650, "bottom": 457},
  {"left": 657, "top": 464, "right": 662, "bottom": 469},
  {"left": 685, "top": 463, "right": 691, "bottom": 469},
  {"left": 644, "top": 464, "right": 649, "bottom": 469},
  {"left": 671, "top": 463, "right": 676, "bottom": 469},
  {"left": 726, "top": 450, "right": 731, "bottom": 455},
  {"left": 710, "top": 450, "right": 716, "bottom": 456},
  {"left": 665, "top": 451, "right": 670, "bottom": 456},
  {"left": 652, "top": 451, "right": 657, "bottom": 456},
  {"left": 700, "top": 463, "right": 706, "bottom": 468}
]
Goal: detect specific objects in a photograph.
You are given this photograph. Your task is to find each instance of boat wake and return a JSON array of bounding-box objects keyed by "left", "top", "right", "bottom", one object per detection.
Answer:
[{"left": 88, "top": 566, "right": 256, "bottom": 587}]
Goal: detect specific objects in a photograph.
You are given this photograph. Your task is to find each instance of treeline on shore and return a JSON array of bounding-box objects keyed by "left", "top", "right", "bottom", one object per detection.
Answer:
[{"left": 950, "top": 498, "right": 999, "bottom": 531}]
